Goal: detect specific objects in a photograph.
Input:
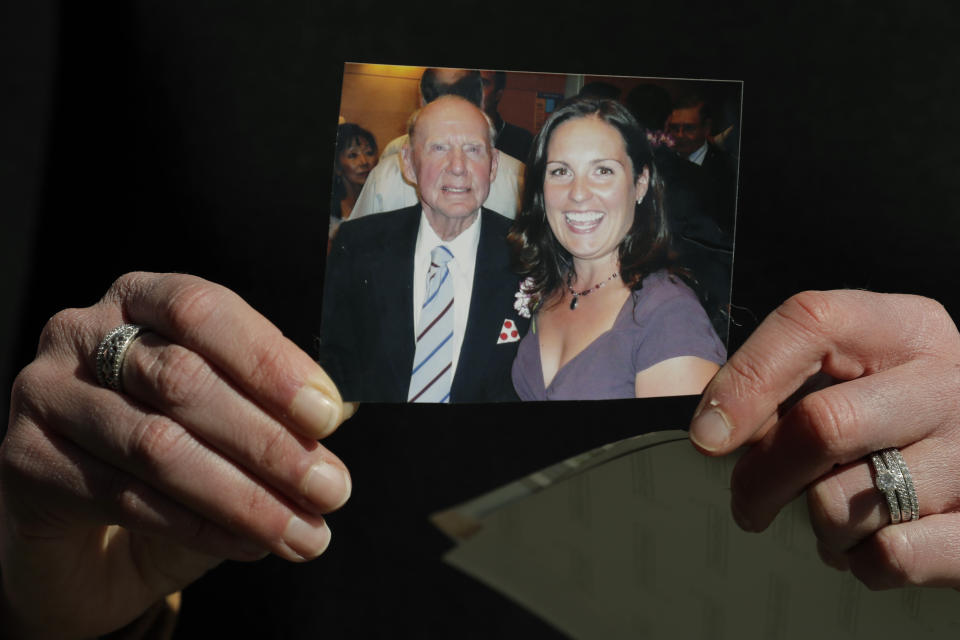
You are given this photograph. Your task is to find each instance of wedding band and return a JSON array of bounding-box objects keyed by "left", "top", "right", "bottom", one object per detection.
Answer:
[
  {"left": 886, "top": 448, "right": 919, "bottom": 521},
  {"left": 95, "top": 324, "right": 147, "bottom": 391},
  {"left": 870, "top": 451, "right": 901, "bottom": 524},
  {"left": 869, "top": 447, "right": 919, "bottom": 524},
  {"left": 881, "top": 449, "right": 912, "bottom": 521}
]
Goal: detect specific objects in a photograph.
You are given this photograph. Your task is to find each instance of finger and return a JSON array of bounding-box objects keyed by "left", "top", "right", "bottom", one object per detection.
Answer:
[
  {"left": 33, "top": 368, "right": 333, "bottom": 562},
  {"left": 89, "top": 272, "right": 350, "bottom": 439},
  {"left": 120, "top": 332, "right": 351, "bottom": 515},
  {"left": 1, "top": 415, "right": 266, "bottom": 565},
  {"left": 846, "top": 513, "right": 960, "bottom": 590},
  {"left": 689, "top": 291, "right": 959, "bottom": 455},
  {"left": 808, "top": 435, "right": 960, "bottom": 553},
  {"left": 729, "top": 358, "right": 956, "bottom": 531}
]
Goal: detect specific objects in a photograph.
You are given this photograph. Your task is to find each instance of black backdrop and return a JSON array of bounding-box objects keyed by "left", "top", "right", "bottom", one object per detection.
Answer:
[{"left": 3, "top": 1, "right": 960, "bottom": 637}]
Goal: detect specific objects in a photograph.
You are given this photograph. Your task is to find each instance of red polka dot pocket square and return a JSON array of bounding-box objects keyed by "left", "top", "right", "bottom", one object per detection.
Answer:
[{"left": 496, "top": 318, "right": 521, "bottom": 344}]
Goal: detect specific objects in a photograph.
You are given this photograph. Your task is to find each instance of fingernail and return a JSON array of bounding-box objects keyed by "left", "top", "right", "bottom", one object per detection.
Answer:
[
  {"left": 290, "top": 379, "right": 341, "bottom": 438},
  {"left": 689, "top": 405, "right": 732, "bottom": 452},
  {"left": 282, "top": 515, "right": 331, "bottom": 561},
  {"left": 303, "top": 461, "right": 352, "bottom": 510},
  {"left": 342, "top": 401, "right": 359, "bottom": 421}
]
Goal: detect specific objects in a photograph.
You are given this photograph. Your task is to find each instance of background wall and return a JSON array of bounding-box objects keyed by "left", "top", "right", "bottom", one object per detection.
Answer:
[{"left": 337, "top": 63, "right": 569, "bottom": 152}]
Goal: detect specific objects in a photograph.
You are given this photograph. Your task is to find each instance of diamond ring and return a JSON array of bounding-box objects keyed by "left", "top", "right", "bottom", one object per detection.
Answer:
[
  {"left": 95, "top": 324, "right": 147, "bottom": 392},
  {"left": 869, "top": 447, "right": 919, "bottom": 525}
]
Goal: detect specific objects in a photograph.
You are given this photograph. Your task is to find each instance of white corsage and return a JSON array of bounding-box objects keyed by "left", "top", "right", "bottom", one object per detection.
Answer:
[{"left": 513, "top": 277, "right": 535, "bottom": 319}]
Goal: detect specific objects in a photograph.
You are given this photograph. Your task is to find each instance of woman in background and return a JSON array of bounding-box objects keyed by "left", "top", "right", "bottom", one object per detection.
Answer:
[
  {"left": 330, "top": 123, "right": 378, "bottom": 240},
  {"left": 509, "top": 98, "right": 725, "bottom": 400}
]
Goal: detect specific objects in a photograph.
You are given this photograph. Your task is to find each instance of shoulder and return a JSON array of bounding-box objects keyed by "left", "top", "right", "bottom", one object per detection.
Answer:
[
  {"left": 364, "top": 151, "right": 405, "bottom": 184},
  {"left": 502, "top": 121, "right": 533, "bottom": 140},
  {"left": 380, "top": 134, "right": 407, "bottom": 158},
  {"left": 626, "top": 270, "right": 727, "bottom": 368},
  {"left": 337, "top": 205, "right": 420, "bottom": 243},
  {"left": 629, "top": 271, "right": 702, "bottom": 317},
  {"left": 495, "top": 150, "right": 524, "bottom": 175},
  {"left": 703, "top": 144, "right": 735, "bottom": 172},
  {"left": 480, "top": 208, "right": 514, "bottom": 237}
]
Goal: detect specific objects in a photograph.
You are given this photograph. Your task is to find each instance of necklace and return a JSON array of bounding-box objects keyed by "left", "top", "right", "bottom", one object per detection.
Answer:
[{"left": 566, "top": 272, "right": 619, "bottom": 310}]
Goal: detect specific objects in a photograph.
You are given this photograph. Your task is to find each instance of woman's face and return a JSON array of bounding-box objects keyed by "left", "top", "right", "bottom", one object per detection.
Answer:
[
  {"left": 543, "top": 116, "right": 649, "bottom": 265},
  {"left": 337, "top": 138, "right": 377, "bottom": 187}
]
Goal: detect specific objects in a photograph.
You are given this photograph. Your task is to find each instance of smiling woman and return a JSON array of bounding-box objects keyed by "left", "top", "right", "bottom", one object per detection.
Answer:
[{"left": 508, "top": 98, "right": 726, "bottom": 400}]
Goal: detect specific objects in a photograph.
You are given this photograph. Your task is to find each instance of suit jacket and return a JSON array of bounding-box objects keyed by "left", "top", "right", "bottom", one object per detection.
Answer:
[
  {"left": 319, "top": 205, "right": 528, "bottom": 403},
  {"left": 495, "top": 120, "right": 534, "bottom": 164},
  {"left": 699, "top": 143, "right": 738, "bottom": 236}
]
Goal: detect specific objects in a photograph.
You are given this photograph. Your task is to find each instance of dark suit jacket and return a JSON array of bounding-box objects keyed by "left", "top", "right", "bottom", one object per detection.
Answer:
[
  {"left": 495, "top": 120, "right": 534, "bottom": 164},
  {"left": 699, "top": 143, "right": 738, "bottom": 236},
  {"left": 319, "top": 205, "right": 528, "bottom": 403}
]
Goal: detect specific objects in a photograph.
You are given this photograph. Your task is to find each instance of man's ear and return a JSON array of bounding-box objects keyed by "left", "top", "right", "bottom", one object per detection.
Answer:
[
  {"left": 489, "top": 148, "right": 500, "bottom": 184},
  {"left": 400, "top": 142, "right": 418, "bottom": 186}
]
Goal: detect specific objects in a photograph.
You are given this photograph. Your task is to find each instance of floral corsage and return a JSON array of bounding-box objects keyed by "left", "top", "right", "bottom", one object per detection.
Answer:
[
  {"left": 646, "top": 129, "right": 675, "bottom": 149},
  {"left": 514, "top": 277, "right": 536, "bottom": 319}
]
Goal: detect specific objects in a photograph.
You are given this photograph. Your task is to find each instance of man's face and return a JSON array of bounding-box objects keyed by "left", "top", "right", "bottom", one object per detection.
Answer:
[
  {"left": 665, "top": 105, "right": 709, "bottom": 158},
  {"left": 401, "top": 97, "right": 499, "bottom": 239},
  {"left": 479, "top": 71, "right": 502, "bottom": 119}
]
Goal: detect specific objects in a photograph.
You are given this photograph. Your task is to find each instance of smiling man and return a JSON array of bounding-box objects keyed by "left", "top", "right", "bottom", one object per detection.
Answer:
[{"left": 319, "top": 95, "right": 528, "bottom": 403}]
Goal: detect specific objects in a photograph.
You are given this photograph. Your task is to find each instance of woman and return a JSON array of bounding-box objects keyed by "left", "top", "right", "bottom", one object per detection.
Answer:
[
  {"left": 330, "top": 122, "right": 378, "bottom": 240},
  {"left": 509, "top": 98, "right": 726, "bottom": 400}
]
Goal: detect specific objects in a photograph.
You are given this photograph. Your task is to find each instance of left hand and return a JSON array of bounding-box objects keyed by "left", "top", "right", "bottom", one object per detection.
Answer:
[{"left": 689, "top": 289, "right": 960, "bottom": 589}]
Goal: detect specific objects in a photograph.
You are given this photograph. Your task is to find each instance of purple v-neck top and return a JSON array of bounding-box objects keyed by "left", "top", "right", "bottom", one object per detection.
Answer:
[{"left": 511, "top": 271, "right": 727, "bottom": 401}]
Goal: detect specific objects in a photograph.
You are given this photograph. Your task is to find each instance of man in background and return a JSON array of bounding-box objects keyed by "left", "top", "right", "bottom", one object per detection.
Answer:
[
  {"left": 479, "top": 70, "right": 534, "bottom": 162},
  {"left": 665, "top": 92, "right": 737, "bottom": 227}
]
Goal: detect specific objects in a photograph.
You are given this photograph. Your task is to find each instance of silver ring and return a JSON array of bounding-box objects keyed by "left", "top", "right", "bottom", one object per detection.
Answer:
[
  {"left": 869, "top": 447, "right": 919, "bottom": 524},
  {"left": 887, "top": 448, "right": 919, "bottom": 521},
  {"left": 881, "top": 449, "right": 912, "bottom": 521},
  {"left": 870, "top": 451, "right": 901, "bottom": 524},
  {"left": 95, "top": 324, "right": 147, "bottom": 392}
]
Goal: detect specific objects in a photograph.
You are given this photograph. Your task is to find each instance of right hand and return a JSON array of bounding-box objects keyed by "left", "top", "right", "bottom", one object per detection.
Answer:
[{"left": 1, "top": 272, "right": 356, "bottom": 639}]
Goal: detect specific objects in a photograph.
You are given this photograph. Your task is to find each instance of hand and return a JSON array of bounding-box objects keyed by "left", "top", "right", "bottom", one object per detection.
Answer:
[
  {"left": 689, "top": 290, "right": 960, "bottom": 589},
  {"left": 1, "top": 272, "right": 356, "bottom": 638}
]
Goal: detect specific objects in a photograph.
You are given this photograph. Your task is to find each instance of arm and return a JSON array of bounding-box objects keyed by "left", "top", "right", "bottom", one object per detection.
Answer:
[
  {"left": 634, "top": 355, "right": 719, "bottom": 398},
  {"left": 1, "top": 272, "right": 355, "bottom": 638}
]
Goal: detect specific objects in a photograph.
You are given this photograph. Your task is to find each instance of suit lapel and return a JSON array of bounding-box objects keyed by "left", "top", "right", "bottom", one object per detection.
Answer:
[
  {"left": 367, "top": 206, "right": 418, "bottom": 398},
  {"left": 453, "top": 210, "right": 514, "bottom": 398}
]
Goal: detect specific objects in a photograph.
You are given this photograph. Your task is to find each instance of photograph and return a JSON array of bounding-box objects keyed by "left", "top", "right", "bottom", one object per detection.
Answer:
[{"left": 319, "top": 64, "right": 741, "bottom": 403}]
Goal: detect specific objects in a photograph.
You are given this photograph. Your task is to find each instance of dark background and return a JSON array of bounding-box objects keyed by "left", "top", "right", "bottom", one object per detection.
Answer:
[{"left": 3, "top": 1, "right": 959, "bottom": 637}]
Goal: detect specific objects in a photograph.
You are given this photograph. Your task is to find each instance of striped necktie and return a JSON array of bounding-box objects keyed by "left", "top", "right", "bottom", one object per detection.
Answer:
[{"left": 408, "top": 245, "right": 455, "bottom": 402}]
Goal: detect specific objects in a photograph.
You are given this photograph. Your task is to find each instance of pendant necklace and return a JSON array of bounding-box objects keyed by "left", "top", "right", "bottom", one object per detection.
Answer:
[{"left": 567, "top": 272, "right": 619, "bottom": 310}]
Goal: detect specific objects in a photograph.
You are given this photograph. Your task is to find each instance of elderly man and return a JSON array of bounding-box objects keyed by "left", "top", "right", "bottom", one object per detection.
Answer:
[
  {"left": 319, "top": 95, "right": 528, "bottom": 403},
  {"left": 349, "top": 68, "right": 524, "bottom": 220}
]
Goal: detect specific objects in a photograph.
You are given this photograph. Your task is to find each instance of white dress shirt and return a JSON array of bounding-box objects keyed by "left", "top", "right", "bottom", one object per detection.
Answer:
[
  {"left": 688, "top": 141, "right": 709, "bottom": 166},
  {"left": 412, "top": 210, "right": 481, "bottom": 381}
]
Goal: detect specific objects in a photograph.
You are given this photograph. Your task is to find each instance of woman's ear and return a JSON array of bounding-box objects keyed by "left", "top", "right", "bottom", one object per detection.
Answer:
[{"left": 636, "top": 166, "right": 650, "bottom": 203}]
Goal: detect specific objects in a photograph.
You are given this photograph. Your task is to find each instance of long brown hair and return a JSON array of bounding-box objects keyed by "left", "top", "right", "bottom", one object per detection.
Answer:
[{"left": 508, "top": 98, "right": 673, "bottom": 313}]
